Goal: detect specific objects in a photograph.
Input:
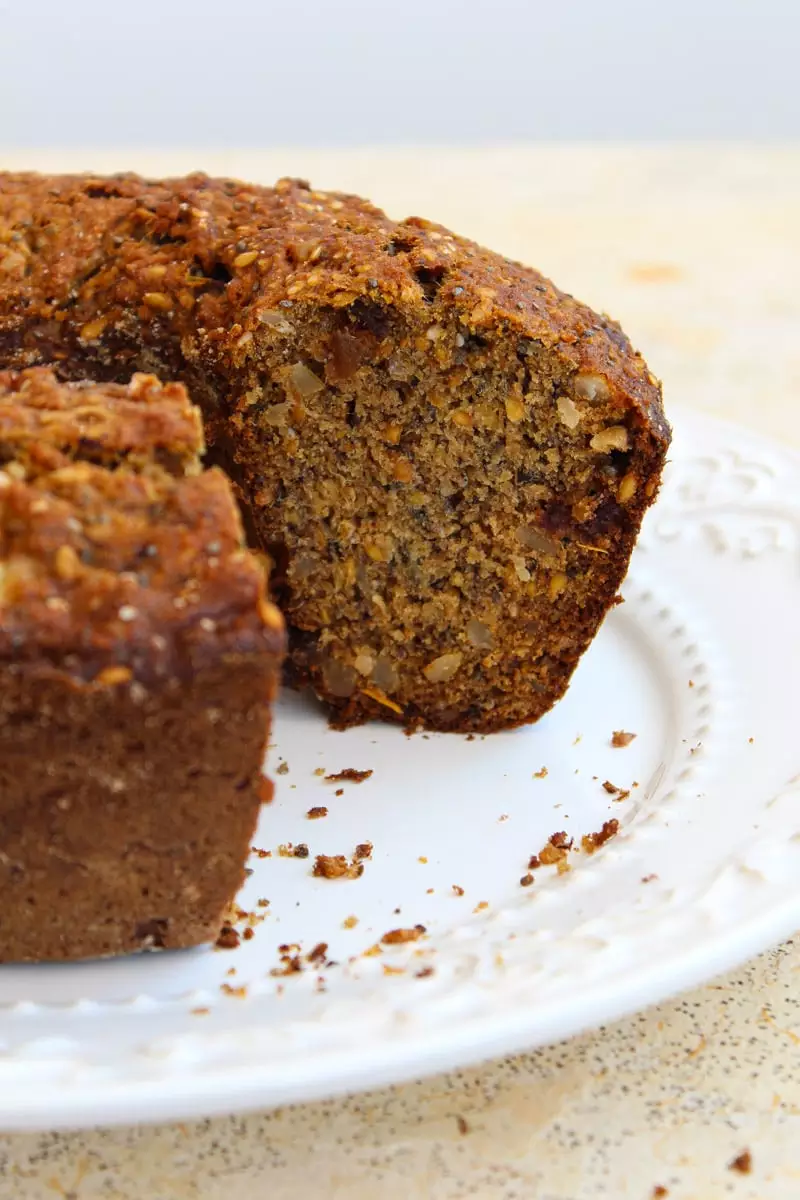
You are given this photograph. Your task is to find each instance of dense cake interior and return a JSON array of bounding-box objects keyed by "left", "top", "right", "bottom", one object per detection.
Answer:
[{"left": 224, "top": 307, "right": 661, "bottom": 730}]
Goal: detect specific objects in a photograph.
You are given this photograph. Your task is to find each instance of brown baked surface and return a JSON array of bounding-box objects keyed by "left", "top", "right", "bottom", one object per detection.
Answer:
[
  {"left": 0, "top": 172, "right": 669, "bottom": 732},
  {"left": 0, "top": 367, "right": 203, "bottom": 474},
  {"left": 0, "top": 367, "right": 285, "bottom": 962}
]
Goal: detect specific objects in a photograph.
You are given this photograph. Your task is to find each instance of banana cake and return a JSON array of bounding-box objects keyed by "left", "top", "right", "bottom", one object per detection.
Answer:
[
  {"left": 0, "top": 368, "right": 284, "bottom": 961},
  {"left": 0, "top": 172, "right": 669, "bottom": 733}
]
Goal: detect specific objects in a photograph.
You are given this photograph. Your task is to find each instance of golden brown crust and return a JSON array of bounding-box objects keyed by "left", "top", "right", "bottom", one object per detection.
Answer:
[
  {"left": 0, "top": 463, "right": 282, "bottom": 678},
  {"left": 0, "top": 367, "right": 203, "bottom": 472},
  {"left": 0, "top": 172, "right": 665, "bottom": 438},
  {"left": 0, "top": 367, "right": 285, "bottom": 961},
  {"left": 0, "top": 173, "right": 668, "bottom": 735},
  {"left": 0, "top": 369, "right": 283, "bottom": 682}
]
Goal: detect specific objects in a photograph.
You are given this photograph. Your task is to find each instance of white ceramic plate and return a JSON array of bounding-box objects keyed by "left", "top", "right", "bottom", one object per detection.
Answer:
[{"left": 1, "top": 409, "right": 799, "bottom": 1132}]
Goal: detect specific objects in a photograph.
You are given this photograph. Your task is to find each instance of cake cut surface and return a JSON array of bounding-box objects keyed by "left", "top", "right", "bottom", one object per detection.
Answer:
[
  {"left": 0, "top": 172, "right": 669, "bottom": 734},
  {"left": 0, "top": 368, "right": 284, "bottom": 962}
]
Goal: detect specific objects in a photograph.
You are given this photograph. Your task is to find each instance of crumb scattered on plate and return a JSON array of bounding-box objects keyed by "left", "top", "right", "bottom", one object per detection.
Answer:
[
  {"left": 276, "top": 761, "right": 289, "bottom": 775},
  {"left": 581, "top": 819, "right": 620, "bottom": 855},
  {"left": 215, "top": 924, "right": 240, "bottom": 950},
  {"left": 533, "top": 766, "right": 548, "bottom": 779},
  {"left": 611, "top": 730, "right": 637, "bottom": 748},
  {"left": 270, "top": 945, "right": 303, "bottom": 977},
  {"left": 325, "top": 768, "right": 374, "bottom": 784},
  {"left": 307, "top": 806, "right": 328, "bottom": 819},
  {"left": 550, "top": 831, "right": 572, "bottom": 849},
  {"left": 728, "top": 1150, "right": 752, "bottom": 1175},
  {"left": 382, "top": 925, "right": 426, "bottom": 945},
  {"left": 312, "top": 853, "right": 365, "bottom": 879},
  {"left": 603, "top": 780, "right": 631, "bottom": 801},
  {"left": 535, "top": 832, "right": 573, "bottom": 870}
]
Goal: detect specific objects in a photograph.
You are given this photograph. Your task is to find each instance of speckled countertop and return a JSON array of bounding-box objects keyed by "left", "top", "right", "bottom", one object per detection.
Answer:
[{"left": 1, "top": 147, "right": 799, "bottom": 1199}]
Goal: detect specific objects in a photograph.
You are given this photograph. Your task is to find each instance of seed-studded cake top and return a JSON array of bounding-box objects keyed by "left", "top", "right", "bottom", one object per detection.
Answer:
[
  {"left": 0, "top": 369, "right": 283, "bottom": 680},
  {"left": 0, "top": 368, "right": 203, "bottom": 473},
  {"left": 0, "top": 172, "right": 666, "bottom": 439}
]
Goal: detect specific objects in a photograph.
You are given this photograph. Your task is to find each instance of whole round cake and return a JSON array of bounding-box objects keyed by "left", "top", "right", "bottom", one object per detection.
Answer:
[{"left": 0, "top": 172, "right": 669, "bottom": 734}]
